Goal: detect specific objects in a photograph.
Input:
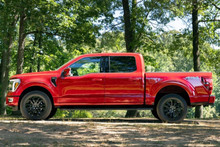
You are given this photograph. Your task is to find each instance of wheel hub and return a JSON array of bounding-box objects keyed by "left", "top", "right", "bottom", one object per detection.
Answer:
[
  {"left": 169, "top": 106, "right": 176, "bottom": 112},
  {"left": 25, "top": 96, "right": 46, "bottom": 117},
  {"left": 163, "top": 98, "right": 183, "bottom": 119}
]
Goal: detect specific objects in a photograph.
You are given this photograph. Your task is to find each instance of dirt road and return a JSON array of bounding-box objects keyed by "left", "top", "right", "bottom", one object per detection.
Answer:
[{"left": 0, "top": 118, "right": 219, "bottom": 146}]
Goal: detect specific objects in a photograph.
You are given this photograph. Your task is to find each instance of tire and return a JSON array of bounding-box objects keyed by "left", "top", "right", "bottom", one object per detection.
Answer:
[
  {"left": 151, "top": 109, "right": 160, "bottom": 120},
  {"left": 156, "top": 94, "right": 187, "bottom": 123},
  {"left": 46, "top": 108, "right": 57, "bottom": 120},
  {"left": 20, "top": 91, "right": 52, "bottom": 120}
]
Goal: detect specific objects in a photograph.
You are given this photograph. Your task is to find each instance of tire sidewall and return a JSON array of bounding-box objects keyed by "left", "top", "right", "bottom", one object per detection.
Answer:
[
  {"left": 20, "top": 91, "right": 52, "bottom": 120},
  {"left": 151, "top": 109, "right": 160, "bottom": 120},
  {"left": 46, "top": 108, "right": 57, "bottom": 120},
  {"left": 156, "top": 94, "right": 187, "bottom": 123}
]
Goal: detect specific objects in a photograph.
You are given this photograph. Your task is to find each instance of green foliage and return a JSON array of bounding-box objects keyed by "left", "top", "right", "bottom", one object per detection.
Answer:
[
  {"left": 74, "top": 60, "right": 100, "bottom": 76},
  {"left": 203, "top": 106, "right": 218, "bottom": 118},
  {"left": 186, "top": 107, "right": 195, "bottom": 119},
  {"left": 6, "top": 107, "right": 12, "bottom": 116},
  {"left": 187, "top": 106, "right": 218, "bottom": 119},
  {"left": 95, "top": 31, "right": 126, "bottom": 53},
  {"left": 72, "top": 110, "right": 93, "bottom": 118},
  {"left": 91, "top": 110, "right": 126, "bottom": 118},
  {"left": 54, "top": 109, "right": 93, "bottom": 119},
  {"left": 91, "top": 110, "right": 153, "bottom": 118},
  {"left": 0, "top": 0, "right": 219, "bottom": 119},
  {"left": 54, "top": 109, "right": 69, "bottom": 118},
  {"left": 139, "top": 31, "right": 220, "bottom": 118}
]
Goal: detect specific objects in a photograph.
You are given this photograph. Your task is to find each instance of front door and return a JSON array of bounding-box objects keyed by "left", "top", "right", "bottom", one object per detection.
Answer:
[{"left": 57, "top": 56, "right": 105, "bottom": 105}]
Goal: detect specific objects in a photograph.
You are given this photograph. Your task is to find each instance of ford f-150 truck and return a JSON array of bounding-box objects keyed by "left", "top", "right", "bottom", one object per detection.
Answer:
[{"left": 6, "top": 53, "right": 215, "bottom": 122}]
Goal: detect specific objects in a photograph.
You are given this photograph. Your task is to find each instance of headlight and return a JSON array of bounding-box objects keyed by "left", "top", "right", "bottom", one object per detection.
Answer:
[{"left": 8, "top": 79, "right": 21, "bottom": 92}]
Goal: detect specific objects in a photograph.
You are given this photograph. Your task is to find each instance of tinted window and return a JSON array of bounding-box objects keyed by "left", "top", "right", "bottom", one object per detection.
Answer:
[
  {"left": 109, "top": 56, "right": 137, "bottom": 73},
  {"left": 69, "top": 57, "right": 101, "bottom": 76}
]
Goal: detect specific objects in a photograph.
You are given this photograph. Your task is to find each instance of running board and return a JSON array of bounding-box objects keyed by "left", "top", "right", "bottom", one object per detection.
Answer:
[{"left": 57, "top": 105, "right": 153, "bottom": 110}]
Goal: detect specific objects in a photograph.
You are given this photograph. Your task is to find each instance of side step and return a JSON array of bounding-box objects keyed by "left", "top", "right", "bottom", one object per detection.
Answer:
[{"left": 57, "top": 105, "right": 153, "bottom": 110}]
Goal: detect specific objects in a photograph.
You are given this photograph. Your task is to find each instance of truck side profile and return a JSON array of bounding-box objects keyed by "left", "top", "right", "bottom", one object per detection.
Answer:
[{"left": 6, "top": 53, "right": 215, "bottom": 122}]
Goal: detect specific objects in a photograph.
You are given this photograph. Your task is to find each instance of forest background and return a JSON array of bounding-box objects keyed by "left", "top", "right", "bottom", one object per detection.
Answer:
[{"left": 0, "top": 0, "right": 219, "bottom": 119}]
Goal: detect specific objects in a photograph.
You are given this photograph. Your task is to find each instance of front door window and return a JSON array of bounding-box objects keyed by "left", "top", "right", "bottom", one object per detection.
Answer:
[{"left": 69, "top": 57, "right": 101, "bottom": 76}]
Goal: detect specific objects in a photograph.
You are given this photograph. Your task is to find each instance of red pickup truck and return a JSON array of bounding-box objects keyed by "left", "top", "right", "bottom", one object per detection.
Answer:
[{"left": 6, "top": 53, "right": 215, "bottom": 122}]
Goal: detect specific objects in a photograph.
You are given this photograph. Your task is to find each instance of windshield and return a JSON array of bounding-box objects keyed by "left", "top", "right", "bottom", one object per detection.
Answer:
[{"left": 56, "top": 58, "right": 74, "bottom": 70}]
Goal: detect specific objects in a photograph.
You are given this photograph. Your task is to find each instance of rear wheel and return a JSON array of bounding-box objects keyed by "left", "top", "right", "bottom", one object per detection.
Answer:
[
  {"left": 20, "top": 91, "right": 52, "bottom": 120},
  {"left": 151, "top": 109, "right": 160, "bottom": 120},
  {"left": 156, "top": 94, "right": 187, "bottom": 123}
]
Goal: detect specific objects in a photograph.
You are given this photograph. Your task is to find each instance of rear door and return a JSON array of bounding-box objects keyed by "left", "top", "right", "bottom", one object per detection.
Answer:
[{"left": 104, "top": 56, "right": 144, "bottom": 105}]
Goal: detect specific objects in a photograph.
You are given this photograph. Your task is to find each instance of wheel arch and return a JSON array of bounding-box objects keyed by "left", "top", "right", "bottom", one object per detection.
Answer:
[
  {"left": 154, "top": 85, "right": 191, "bottom": 107},
  {"left": 18, "top": 86, "right": 54, "bottom": 110}
]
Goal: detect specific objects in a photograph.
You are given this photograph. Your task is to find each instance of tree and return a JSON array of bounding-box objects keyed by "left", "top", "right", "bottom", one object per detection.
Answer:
[
  {"left": 16, "top": 2, "right": 26, "bottom": 74},
  {"left": 0, "top": 0, "right": 115, "bottom": 114},
  {"left": 15, "top": 0, "right": 114, "bottom": 74},
  {"left": 0, "top": 0, "right": 18, "bottom": 115},
  {"left": 192, "top": 0, "right": 203, "bottom": 118},
  {"left": 122, "top": 0, "right": 140, "bottom": 117},
  {"left": 191, "top": 0, "right": 219, "bottom": 118},
  {"left": 174, "top": 0, "right": 219, "bottom": 118},
  {"left": 121, "top": 0, "right": 182, "bottom": 117}
]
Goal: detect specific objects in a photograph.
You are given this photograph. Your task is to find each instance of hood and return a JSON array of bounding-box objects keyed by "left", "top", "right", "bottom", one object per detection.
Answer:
[{"left": 11, "top": 71, "right": 58, "bottom": 79}]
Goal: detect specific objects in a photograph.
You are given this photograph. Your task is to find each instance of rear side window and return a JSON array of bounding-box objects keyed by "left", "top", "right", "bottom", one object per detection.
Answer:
[{"left": 108, "top": 56, "right": 137, "bottom": 73}]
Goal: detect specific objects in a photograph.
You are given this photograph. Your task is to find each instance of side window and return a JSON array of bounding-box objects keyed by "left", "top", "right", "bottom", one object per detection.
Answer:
[
  {"left": 109, "top": 56, "right": 137, "bottom": 73},
  {"left": 69, "top": 57, "right": 101, "bottom": 76}
]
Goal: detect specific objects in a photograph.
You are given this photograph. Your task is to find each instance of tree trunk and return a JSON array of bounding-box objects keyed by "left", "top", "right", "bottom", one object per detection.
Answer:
[
  {"left": 0, "top": 36, "right": 14, "bottom": 115},
  {"left": 37, "top": 33, "right": 42, "bottom": 72},
  {"left": 131, "top": 0, "right": 137, "bottom": 49},
  {"left": 122, "top": 0, "right": 140, "bottom": 118},
  {"left": 192, "top": 0, "right": 203, "bottom": 118},
  {"left": 122, "top": 0, "right": 133, "bottom": 52},
  {"left": 29, "top": 33, "right": 37, "bottom": 73},
  {"left": 0, "top": 13, "right": 18, "bottom": 115},
  {"left": 0, "top": 49, "right": 8, "bottom": 115},
  {"left": 16, "top": 10, "right": 26, "bottom": 74},
  {"left": 125, "top": 110, "right": 141, "bottom": 118},
  {"left": 0, "top": 50, "right": 7, "bottom": 84}
]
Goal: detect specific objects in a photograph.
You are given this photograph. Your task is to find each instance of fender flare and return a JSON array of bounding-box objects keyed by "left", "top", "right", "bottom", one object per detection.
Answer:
[
  {"left": 152, "top": 80, "right": 194, "bottom": 98},
  {"left": 18, "top": 82, "right": 58, "bottom": 98}
]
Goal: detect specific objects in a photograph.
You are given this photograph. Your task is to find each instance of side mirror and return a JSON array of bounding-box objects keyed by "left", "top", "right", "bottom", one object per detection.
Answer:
[{"left": 63, "top": 68, "right": 71, "bottom": 77}]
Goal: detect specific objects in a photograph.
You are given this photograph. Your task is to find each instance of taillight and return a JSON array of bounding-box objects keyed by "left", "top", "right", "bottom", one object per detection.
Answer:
[{"left": 201, "top": 77, "right": 213, "bottom": 91}]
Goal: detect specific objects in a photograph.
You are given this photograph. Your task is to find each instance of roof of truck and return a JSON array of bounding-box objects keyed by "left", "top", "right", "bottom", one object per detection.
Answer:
[{"left": 81, "top": 53, "right": 141, "bottom": 56}]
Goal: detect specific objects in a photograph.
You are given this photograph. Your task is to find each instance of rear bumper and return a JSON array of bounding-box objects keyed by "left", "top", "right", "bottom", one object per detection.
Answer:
[
  {"left": 191, "top": 95, "right": 215, "bottom": 106},
  {"left": 208, "top": 95, "right": 215, "bottom": 104}
]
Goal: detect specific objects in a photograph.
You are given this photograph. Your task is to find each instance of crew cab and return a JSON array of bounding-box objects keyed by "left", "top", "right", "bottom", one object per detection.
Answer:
[{"left": 6, "top": 53, "right": 215, "bottom": 122}]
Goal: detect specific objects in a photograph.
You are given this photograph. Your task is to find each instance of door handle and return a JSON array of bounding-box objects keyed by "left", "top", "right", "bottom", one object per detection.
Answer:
[{"left": 92, "top": 78, "right": 103, "bottom": 82}]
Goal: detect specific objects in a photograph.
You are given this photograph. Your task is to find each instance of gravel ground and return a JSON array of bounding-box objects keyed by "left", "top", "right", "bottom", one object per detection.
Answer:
[{"left": 0, "top": 118, "right": 219, "bottom": 146}]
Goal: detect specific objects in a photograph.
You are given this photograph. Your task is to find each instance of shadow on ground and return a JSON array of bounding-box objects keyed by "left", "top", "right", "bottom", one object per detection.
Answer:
[
  {"left": 0, "top": 118, "right": 219, "bottom": 146},
  {"left": 51, "top": 118, "right": 163, "bottom": 123}
]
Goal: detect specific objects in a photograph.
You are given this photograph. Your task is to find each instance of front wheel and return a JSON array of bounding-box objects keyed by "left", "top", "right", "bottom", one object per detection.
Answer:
[
  {"left": 46, "top": 108, "right": 57, "bottom": 119},
  {"left": 156, "top": 94, "right": 187, "bottom": 123},
  {"left": 20, "top": 91, "right": 52, "bottom": 120}
]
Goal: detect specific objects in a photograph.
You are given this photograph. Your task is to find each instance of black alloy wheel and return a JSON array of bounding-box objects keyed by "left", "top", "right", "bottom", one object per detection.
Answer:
[
  {"left": 156, "top": 94, "right": 187, "bottom": 123},
  {"left": 20, "top": 91, "right": 52, "bottom": 120}
]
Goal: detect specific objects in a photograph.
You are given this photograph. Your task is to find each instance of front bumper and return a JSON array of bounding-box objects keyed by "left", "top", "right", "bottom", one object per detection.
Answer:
[{"left": 6, "top": 96, "right": 19, "bottom": 111}]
